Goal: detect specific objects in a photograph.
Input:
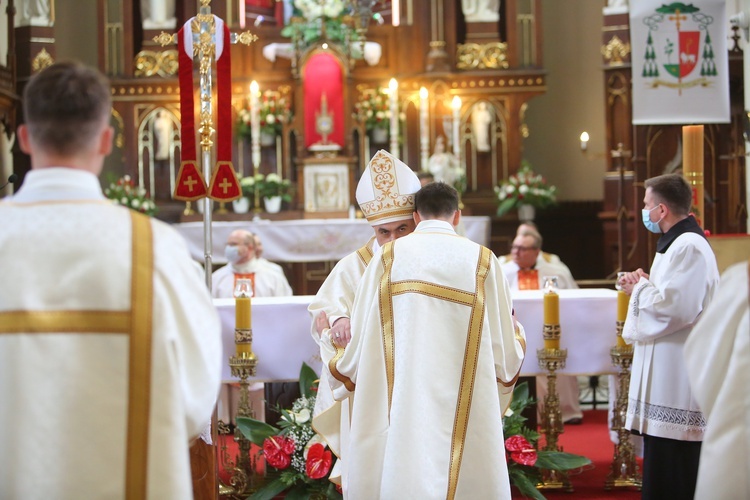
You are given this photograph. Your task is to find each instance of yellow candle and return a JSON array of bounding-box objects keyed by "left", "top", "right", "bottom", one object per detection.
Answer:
[
  {"left": 236, "top": 296, "right": 251, "bottom": 329},
  {"left": 682, "top": 125, "right": 704, "bottom": 227},
  {"left": 543, "top": 290, "right": 559, "bottom": 325},
  {"left": 544, "top": 338, "right": 558, "bottom": 350},
  {"left": 617, "top": 290, "right": 629, "bottom": 322},
  {"left": 236, "top": 343, "right": 253, "bottom": 356}
]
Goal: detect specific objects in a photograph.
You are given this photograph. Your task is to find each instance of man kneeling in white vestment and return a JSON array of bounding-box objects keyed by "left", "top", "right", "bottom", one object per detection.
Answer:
[
  {"left": 309, "top": 149, "right": 420, "bottom": 491},
  {"left": 320, "top": 181, "right": 526, "bottom": 499},
  {"left": 0, "top": 62, "right": 222, "bottom": 499}
]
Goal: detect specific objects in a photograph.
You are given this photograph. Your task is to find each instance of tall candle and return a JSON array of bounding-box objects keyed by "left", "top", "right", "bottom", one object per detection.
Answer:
[
  {"left": 250, "top": 81, "right": 261, "bottom": 168},
  {"left": 389, "top": 78, "right": 399, "bottom": 158},
  {"left": 235, "top": 296, "right": 252, "bottom": 356},
  {"left": 616, "top": 290, "right": 629, "bottom": 347},
  {"left": 419, "top": 87, "right": 429, "bottom": 171},
  {"left": 452, "top": 95, "right": 461, "bottom": 156},
  {"left": 543, "top": 290, "right": 560, "bottom": 349},
  {"left": 682, "top": 125, "right": 704, "bottom": 227}
]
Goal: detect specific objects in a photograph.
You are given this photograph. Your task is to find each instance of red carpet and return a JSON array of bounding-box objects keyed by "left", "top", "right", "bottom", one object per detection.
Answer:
[{"left": 512, "top": 410, "right": 642, "bottom": 499}]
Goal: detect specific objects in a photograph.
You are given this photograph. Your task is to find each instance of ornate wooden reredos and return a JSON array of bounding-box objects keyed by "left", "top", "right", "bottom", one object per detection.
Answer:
[{"left": 89, "top": 0, "right": 545, "bottom": 216}]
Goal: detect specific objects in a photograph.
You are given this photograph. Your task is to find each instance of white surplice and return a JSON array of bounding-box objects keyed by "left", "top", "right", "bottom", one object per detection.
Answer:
[
  {"left": 307, "top": 237, "right": 377, "bottom": 488},
  {"left": 685, "top": 260, "right": 750, "bottom": 499},
  {"left": 211, "top": 258, "right": 293, "bottom": 298},
  {"left": 623, "top": 230, "right": 719, "bottom": 441},
  {"left": 322, "top": 220, "right": 525, "bottom": 499},
  {"left": 0, "top": 168, "right": 222, "bottom": 499}
]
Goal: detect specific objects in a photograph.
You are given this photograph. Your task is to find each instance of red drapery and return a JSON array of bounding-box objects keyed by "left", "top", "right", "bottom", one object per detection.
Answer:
[{"left": 303, "top": 53, "right": 345, "bottom": 148}]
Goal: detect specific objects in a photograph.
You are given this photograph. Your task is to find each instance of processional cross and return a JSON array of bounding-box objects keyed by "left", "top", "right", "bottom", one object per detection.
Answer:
[{"left": 154, "top": 0, "right": 257, "bottom": 282}]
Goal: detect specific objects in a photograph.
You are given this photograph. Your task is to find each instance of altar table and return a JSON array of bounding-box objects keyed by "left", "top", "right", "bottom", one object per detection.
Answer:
[
  {"left": 176, "top": 216, "right": 491, "bottom": 264},
  {"left": 215, "top": 288, "right": 619, "bottom": 383}
]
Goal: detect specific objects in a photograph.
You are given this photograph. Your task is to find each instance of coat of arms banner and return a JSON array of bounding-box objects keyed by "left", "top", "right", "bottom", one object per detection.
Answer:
[{"left": 630, "top": 1, "right": 729, "bottom": 124}]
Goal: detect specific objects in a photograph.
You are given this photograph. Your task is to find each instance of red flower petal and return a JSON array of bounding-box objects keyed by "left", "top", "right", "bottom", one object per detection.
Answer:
[
  {"left": 510, "top": 449, "right": 538, "bottom": 466},
  {"left": 505, "top": 435, "right": 531, "bottom": 452},
  {"left": 305, "top": 443, "right": 332, "bottom": 479}
]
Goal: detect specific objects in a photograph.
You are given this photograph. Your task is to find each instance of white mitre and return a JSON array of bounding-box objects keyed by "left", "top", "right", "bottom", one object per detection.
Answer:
[{"left": 356, "top": 150, "right": 421, "bottom": 226}]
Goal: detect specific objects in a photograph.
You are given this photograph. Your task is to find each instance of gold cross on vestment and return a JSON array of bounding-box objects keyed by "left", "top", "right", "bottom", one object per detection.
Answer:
[{"left": 184, "top": 175, "right": 198, "bottom": 191}]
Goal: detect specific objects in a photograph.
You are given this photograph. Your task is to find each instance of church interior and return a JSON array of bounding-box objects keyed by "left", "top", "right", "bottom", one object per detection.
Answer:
[{"left": 1, "top": 0, "right": 749, "bottom": 498}]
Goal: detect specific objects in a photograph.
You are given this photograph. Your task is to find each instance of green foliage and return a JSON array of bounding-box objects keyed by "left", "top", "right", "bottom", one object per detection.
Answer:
[
  {"left": 104, "top": 174, "right": 158, "bottom": 217},
  {"left": 495, "top": 161, "right": 557, "bottom": 217}
]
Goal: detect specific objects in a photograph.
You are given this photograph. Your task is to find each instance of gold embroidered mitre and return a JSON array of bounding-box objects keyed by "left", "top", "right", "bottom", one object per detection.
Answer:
[{"left": 356, "top": 150, "right": 421, "bottom": 226}]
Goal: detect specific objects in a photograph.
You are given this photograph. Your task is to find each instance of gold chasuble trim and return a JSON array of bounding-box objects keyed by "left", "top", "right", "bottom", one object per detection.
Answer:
[
  {"left": 0, "top": 212, "right": 154, "bottom": 500},
  {"left": 497, "top": 327, "right": 527, "bottom": 388},
  {"left": 328, "top": 336, "right": 355, "bottom": 392},
  {"left": 447, "top": 246, "right": 492, "bottom": 500},
  {"left": 126, "top": 211, "right": 154, "bottom": 500},
  {"left": 379, "top": 242, "right": 397, "bottom": 416},
  {"left": 356, "top": 237, "right": 375, "bottom": 268}
]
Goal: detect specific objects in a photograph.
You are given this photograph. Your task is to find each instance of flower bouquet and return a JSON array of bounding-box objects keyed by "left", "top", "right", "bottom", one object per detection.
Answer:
[
  {"left": 239, "top": 173, "right": 265, "bottom": 203},
  {"left": 281, "top": 0, "right": 356, "bottom": 47},
  {"left": 354, "top": 88, "right": 391, "bottom": 133},
  {"left": 104, "top": 174, "right": 158, "bottom": 217},
  {"left": 237, "top": 363, "right": 342, "bottom": 500},
  {"left": 494, "top": 161, "right": 557, "bottom": 217},
  {"left": 257, "top": 173, "right": 294, "bottom": 204},
  {"left": 237, "top": 91, "right": 292, "bottom": 141},
  {"left": 503, "top": 382, "right": 591, "bottom": 499}
]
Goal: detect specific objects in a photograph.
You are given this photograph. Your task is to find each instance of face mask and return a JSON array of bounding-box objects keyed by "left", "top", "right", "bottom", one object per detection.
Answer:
[
  {"left": 225, "top": 245, "right": 242, "bottom": 264},
  {"left": 641, "top": 205, "right": 662, "bottom": 234}
]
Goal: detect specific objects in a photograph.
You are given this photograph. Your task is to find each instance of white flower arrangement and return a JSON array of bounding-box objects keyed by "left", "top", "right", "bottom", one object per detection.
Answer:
[
  {"left": 494, "top": 161, "right": 557, "bottom": 216},
  {"left": 104, "top": 175, "right": 158, "bottom": 217}
]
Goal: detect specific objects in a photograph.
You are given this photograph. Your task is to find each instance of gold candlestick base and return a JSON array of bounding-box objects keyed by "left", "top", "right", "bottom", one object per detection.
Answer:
[
  {"left": 536, "top": 347, "right": 573, "bottom": 492},
  {"left": 183, "top": 201, "right": 195, "bottom": 216},
  {"left": 217, "top": 201, "right": 228, "bottom": 214},
  {"left": 605, "top": 343, "right": 642, "bottom": 491}
]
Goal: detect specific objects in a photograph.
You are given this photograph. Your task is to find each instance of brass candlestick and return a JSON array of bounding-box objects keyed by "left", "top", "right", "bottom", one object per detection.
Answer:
[
  {"left": 605, "top": 321, "right": 642, "bottom": 490},
  {"left": 536, "top": 336, "right": 573, "bottom": 492},
  {"left": 222, "top": 322, "right": 259, "bottom": 496}
]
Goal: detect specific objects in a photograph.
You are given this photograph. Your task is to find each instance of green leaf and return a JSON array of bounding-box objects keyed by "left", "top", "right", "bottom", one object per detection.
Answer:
[
  {"left": 236, "top": 416, "right": 280, "bottom": 446},
  {"left": 299, "top": 362, "right": 318, "bottom": 398},
  {"left": 284, "top": 484, "right": 311, "bottom": 500},
  {"left": 535, "top": 451, "right": 591, "bottom": 471},
  {"left": 496, "top": 197, "right": 517, "bottom": 217},
  {"left": 247, "top": 477, "right": 289, "bottom": 500},
  {"left": 509, "top": 467, "right": 546, "bottom": 500},
  {"left": 513, "top": 381, "right": 530, "bottom": 402}
]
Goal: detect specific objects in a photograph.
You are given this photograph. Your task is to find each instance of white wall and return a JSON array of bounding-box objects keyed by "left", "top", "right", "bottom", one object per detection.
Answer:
[{"left": 523, "top": 0, "right": 607, "bottom": 201}]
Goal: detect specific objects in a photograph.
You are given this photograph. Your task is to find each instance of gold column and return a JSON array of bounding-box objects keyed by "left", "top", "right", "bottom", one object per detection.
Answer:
[{"left": 682, "top": 125, "right": 705, "bottom": 227}]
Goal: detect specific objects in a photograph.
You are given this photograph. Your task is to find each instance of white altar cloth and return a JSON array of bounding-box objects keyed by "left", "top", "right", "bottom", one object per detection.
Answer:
[
  {"left": 215, "top": 289, "right": 618, "bottom": 383},
  {"left": 176, "top": 216, "right": 491, "bottom": 264}
]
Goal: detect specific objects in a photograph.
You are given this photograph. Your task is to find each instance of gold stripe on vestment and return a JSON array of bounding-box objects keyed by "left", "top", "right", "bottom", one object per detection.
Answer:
[
  {"left": 379, "top": 241, "right": 397, "bottom": 416},
  {"left": 391, "top": 280, "right": 475, "bottom": 306},
  {"left": 446, "top": 246, "right": 492, "bottom": 500},
  {"left": 497, "top": 326, "right": 527, "bottom": 388},
  {"left": 328, "top": 335, "right": 355, "bottom": 392},
  {"left": 0, "top": 310, "right": 130, "bottom": 333},
  {"left": 356, "top": 237, "right": 375, "bottom": 268},
  {"left": 126, "top": 211, "right": 154, "bottom": 500}
]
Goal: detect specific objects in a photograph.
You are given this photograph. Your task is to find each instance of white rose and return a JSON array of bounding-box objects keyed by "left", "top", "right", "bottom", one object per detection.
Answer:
[
  {"left": 266, "top": 173, "right": 281, "bottom": 183},
  {"left": 519, "top": 184, "right": 529, "bottom": 194},
  {"left": 132, "top": 199, "right": 141, "bottom": 208},
  {"left": 120, "top": 197, "right": 128, "bottom": 204},
  {"left": 376, "top": 111, "right": 385, "bottom": 120},
  {"left": 266, "top": 114, "right": 276, "bottom": 125},
  {"left": 505, "top": 185, "right": 514, "bottom": 194}
]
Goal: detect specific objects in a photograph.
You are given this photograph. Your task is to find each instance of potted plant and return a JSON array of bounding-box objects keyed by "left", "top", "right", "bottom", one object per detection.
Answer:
[
  {"left": 257, "top": 173, "right": 294, "bottom": 213},
  {"left": 494, "top": 161, "right": 557, "bottom": 220},
  {"left": 234, "top": 173, "right": 264, "bottom": 213},
  {"left": 354, "top": 88, "right": 392, "bottom": 143}
]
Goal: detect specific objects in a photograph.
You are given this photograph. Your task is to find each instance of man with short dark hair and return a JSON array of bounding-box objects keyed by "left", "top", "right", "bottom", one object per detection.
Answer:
[
  {"left": 0, "top": 61, "right": 222, "bottom": 498},
  {"left": 321, "top": 181, "right": 525, "bottom": 498},
  {"left": 620, "top": 173, "right": 719, "bottom": 500}
]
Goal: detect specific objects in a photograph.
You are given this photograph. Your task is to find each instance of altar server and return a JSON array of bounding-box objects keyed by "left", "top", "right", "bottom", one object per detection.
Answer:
[
  {"left": 322, "top": 181, "right": 525, "bottom": 499},
  {"left": 0, "top": 62, "right": 222, "bottom": 499},
  {"left": 211, "top": 229, "right": 292, "bottom": 298},
  {"left": 685, "top": 260, "right": 750, "bottom": 500},
  {"left": 619, "top": 173, "right": 719, "bottom": 500},
  {"left": 308, "top": 149, "right": 420, "bottom": 489}
]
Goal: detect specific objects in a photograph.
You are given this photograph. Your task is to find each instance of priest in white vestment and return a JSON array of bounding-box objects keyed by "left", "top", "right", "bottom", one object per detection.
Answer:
[
  {"left": 322, "top": 181, "right": 526, "bottom": 499},
  {"left": 309, "top": 150, "right": 420, "bottom": 489},
  {"left": 500, "top": 227, "right": 583, "bottom": 424},
  {"left": 0, "top": 62, "right": 222, "bottom": 499},
  {"left": 685, "top": 260, "right": 750, "bottom": 500},
  {"left": 620, "top": 174, "right": 719, "bottom": 500}
]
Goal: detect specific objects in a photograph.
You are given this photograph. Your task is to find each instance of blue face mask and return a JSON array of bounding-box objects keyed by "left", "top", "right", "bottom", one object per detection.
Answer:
[
  {"left": 225, "top": 245, "right": 242, "bottom": 264},
  {"left": 641, "top": 205, "right": 662, "bottom": 234}
]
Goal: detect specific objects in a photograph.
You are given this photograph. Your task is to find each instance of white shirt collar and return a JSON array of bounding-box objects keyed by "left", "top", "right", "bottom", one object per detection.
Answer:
[
  {"left": 415, "top": 219, "right": 457, "bottom": 235},
  {"left": 10, "top": 167, "right": 106, "bottom": 203}
]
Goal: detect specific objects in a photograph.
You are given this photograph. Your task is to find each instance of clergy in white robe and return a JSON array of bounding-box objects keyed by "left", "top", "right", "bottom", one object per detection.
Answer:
[
  {"left": 309, "top": 150, "right": 420, "bottom": 490},
  {"left": 0, "top": 62, "right": 222, "bottom": 500},
  {"left": 322, "top": 182, "right": 525, "bottom": 499},
  {"left": 685, "top": 260, "right": 750, "bottom": 500},
  {"left": 211, "top": 229, "right": 292, "bottom": 298},
  {"left": 500, "top": 228, "right": 582, "bottom": 424},
  {"left": 620, "top": 174, "right": 719, "bottom": 500}
]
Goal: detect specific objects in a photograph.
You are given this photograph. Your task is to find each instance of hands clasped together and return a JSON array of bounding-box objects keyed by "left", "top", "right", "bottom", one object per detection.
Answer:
[{"left": 315, "top": 311, "right": 352, "bottom": 348}]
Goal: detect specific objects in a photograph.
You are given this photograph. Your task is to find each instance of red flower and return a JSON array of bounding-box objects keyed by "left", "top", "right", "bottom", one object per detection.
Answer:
[
  {"left": 263, "top": 435, "right": 295, "bottom": 470},
  {"left": 505, "top": 435, "right": 538, "bottom": 466},
  {"left": 305, "top": 443, "right": 332, "bottom": 479}
]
